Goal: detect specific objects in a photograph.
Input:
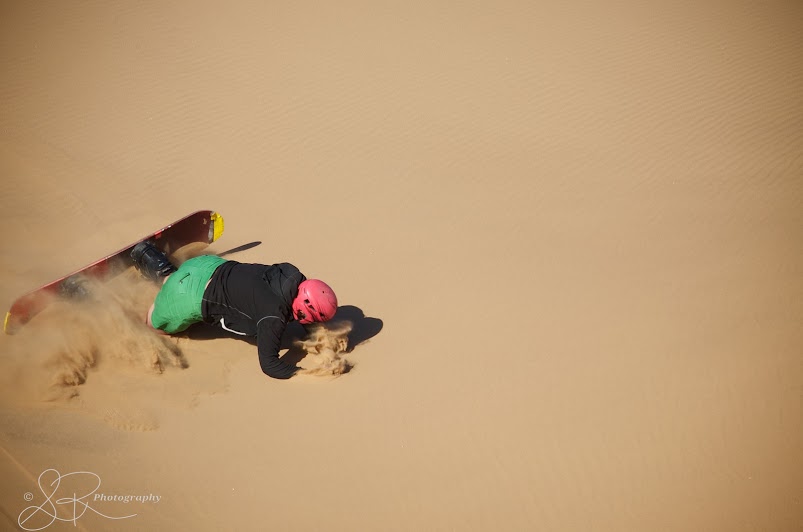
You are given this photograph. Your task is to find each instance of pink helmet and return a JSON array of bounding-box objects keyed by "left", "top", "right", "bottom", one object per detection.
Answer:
[{"left": 292, "top": 279, "right": 338, "bottom": 324}]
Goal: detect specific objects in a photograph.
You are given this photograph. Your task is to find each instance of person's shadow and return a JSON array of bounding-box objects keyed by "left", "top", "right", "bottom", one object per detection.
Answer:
[
  {"left": 186, "top": 304, "right": 383, "bottom": 366},
  {"left": 218, "top": 241, "right": 262, "bottom": 258}
]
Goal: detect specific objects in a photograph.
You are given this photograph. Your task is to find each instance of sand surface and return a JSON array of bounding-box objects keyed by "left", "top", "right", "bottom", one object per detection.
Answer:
[{"left": 1, "top": 1, "right": 801, "bottom": 530}]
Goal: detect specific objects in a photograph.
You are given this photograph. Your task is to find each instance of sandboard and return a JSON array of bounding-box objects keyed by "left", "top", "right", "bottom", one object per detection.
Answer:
[{"left": 4, "top": 210, "right": 224, "bottom": 334}]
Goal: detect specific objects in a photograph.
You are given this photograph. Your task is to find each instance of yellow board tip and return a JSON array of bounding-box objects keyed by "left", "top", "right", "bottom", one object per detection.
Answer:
[
  {"left": 3, "top": 311, "right": 11, "bottom": 335},
  {"left": 211, "top": 212, "right": 224, "bottom": 241}
]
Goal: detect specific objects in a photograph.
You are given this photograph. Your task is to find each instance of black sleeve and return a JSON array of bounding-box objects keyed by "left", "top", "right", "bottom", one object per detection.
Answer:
[{"left": 256, "top": 317, "right": 298, "bottom": 380}]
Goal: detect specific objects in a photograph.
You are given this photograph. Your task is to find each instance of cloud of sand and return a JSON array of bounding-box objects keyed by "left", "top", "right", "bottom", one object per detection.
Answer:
[
  {"left": 294, "top": 321, "right": 354, "bottom": 377},
  {"left": 0, "top": 272, "right": 185, "bottom": 404}
]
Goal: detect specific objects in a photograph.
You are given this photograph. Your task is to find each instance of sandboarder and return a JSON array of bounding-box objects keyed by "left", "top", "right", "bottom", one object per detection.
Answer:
[{"left": 131, "top": 242, "right": 337, "bottom": 379}]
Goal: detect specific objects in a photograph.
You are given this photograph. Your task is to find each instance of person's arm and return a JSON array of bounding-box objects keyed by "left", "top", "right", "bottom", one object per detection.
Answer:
[{"left": 256, "top": 316, "right": 299, "bottom": 379}]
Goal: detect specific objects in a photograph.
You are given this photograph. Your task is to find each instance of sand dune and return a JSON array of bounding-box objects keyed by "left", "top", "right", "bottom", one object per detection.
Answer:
[{"left": 1, "top": 1, "right": 801, "bottom": 530}]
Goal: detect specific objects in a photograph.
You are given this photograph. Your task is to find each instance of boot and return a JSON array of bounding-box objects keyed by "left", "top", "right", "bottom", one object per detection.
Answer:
[
  {"left": 131, "top": 241, "right": 177, "bottom": 281},
  {"left": 60, "top": 275, "right": 91, "bottom": 300}
]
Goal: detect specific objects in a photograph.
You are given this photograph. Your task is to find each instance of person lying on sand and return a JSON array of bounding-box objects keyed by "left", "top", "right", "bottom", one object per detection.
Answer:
[{"left": 130, "top": 242, "right": 337, "bottom": 379}]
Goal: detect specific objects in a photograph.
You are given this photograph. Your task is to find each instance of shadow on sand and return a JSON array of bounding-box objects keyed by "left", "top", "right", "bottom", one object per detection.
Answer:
[{"left": 217, "top": 241, "right": 262, "bottom": 258}]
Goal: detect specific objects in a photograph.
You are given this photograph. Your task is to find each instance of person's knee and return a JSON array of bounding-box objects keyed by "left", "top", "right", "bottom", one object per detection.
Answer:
[
  {"left": 146, "top": 304, "right": 167, "bottom": 335},
  {"left": 146, "top": 303, "right": 156, "bottom": 327}
]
